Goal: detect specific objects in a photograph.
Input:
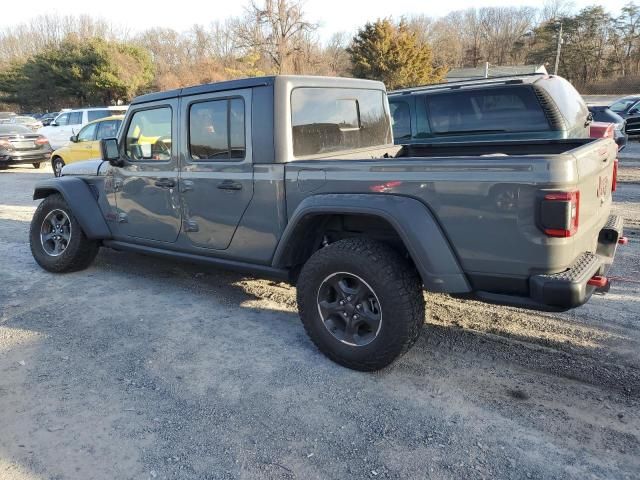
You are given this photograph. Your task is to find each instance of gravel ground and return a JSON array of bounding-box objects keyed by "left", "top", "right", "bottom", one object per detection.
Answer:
[{"left": 0, "top": 161, "right": 639, "bottom": 480}]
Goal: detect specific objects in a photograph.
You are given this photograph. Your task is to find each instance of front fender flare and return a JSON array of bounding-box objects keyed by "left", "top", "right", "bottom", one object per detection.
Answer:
[
  {"left": 33, "top": 177, "right": 112, "bottom": 240},
  {"left": 272, "top": 194, "right": 471, "bottom": 293}
]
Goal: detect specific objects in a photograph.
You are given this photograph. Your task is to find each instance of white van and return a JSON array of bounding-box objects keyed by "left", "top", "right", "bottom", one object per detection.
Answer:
[{"left": 39, "top": 106, "right": 128, "bottom": 149}]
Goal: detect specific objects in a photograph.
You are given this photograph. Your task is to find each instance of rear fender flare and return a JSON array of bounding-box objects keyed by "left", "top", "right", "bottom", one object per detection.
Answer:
[
  {"left": 272, "top": 194, "right": 471, "bottom": 293},
  {"left": 33, "top": 177, "right": 112, "bottom": 240}
]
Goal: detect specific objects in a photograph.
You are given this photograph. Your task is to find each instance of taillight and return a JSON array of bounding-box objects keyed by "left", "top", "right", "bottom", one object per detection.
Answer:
[
  {"left": 539, "top": 191, "right": 580, "bottom": 238},
  {"left": 589, "top": 122, "right": 615, "bottom": 140},
  {"left": 35, "top": 136, "right": 49, "bottom": 146},
  {"left": 612, "top": 158, "right": 618, "bottom": 192}
]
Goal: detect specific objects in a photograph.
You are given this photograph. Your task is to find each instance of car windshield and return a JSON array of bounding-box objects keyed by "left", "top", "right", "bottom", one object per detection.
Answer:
[
  {"left": 0, "top": 125, "right": 31, "bottom": 134},
  {"left": 610, "top": 98, "right": 638, "bottom": 113}
]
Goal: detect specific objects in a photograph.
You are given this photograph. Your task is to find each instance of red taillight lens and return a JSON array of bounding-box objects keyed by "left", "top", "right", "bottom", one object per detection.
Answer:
[
  {"left": 35, "top": 136, "right": 49, "bottom": 146},
  {"left": 589, "top": 122, "right": 615, "bottom": 140},
  {"left": 539, "top": 191, "right": 580, "bottom": 237},
  {"left": 612, "top": 158, "right": 618, "bottom": 192}
]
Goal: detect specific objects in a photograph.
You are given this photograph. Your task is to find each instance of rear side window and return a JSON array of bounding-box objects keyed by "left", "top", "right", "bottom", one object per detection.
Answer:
[
  {"left": 291, "top": 87, "right": 392, "bottom": 157},
  {"left": 426, "top": 87, "right": 550, "bottom": 134},
  {"left": 536, "top": 77, "right": 588, "bottom": 128},
  {"left": 389, "top": 100, "right": 411, "bottom": 140},
  {"left": 87, "top": 110, "right": 112, "bottom": 122},
  {"left": 189, "top": 98, "right": 246, "bottom": 161},
  {"left": 69, "top": 112, "right": 83, "bottom": 125}
]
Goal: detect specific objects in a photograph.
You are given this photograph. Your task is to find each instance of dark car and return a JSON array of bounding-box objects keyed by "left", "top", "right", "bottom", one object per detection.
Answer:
[
  {"left": 0, "top": 124, "right": 53, "bottom": 170},
  {"left": 388, "top": 74, "right": 592, "bottom": 144},
  {"left": 588, "top": 105, "right": 627, "bottom": 150},
  {"left": 609, "top": 96, "right": 640, "bottom": 135},
  {"left": 40, "top": 112, "right": 59, "bottom": 127}
]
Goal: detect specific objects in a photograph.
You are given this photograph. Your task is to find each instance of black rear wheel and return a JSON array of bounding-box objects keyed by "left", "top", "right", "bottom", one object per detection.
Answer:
[
  {"left": 52, "top": 157, "right": 64, "bottom": 177},
  {"left": 297, "top": 238, "right": 425, "bottom": 371}
]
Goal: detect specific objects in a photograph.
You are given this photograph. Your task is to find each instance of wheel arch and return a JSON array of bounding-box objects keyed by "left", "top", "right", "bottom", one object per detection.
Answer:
[
  {"left": 272, "top": 194, "right": 471, "bottom": 293},
  {"left": 33, "top": 177, "right": 112, "bottom": 240}
]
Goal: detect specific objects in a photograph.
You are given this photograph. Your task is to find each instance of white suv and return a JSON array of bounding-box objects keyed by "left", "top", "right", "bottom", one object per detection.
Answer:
[{"left": 39, "top": 107, "right": 128, "bottom": 149}]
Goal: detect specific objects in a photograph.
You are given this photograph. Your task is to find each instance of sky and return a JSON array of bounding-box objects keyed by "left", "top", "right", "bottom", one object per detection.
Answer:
[{"left": 0, "top": 0, "right": 632, "bottom": 41}]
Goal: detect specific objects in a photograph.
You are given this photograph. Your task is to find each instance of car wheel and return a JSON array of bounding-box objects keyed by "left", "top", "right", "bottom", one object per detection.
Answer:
[
  {"left": 296, "top": 238, "right": 425, "bottom": 371},
  {"left": 29, "top": 194, "right": 100, "bottom": 273},
  {"left": 52, "top": 157, "right": 64, "bottom": 177},
  {"left": 32, "top": 162, "right": 42, "bottom": 169}
]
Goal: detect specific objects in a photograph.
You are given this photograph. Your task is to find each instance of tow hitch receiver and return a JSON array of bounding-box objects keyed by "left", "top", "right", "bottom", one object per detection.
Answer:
[{"left": 587, "top": 275, "right": 608, "bottom": 288}]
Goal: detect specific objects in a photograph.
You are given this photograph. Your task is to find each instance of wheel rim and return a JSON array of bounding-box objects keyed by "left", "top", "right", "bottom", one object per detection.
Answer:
[
  {"left": 40, "top": 209, "right": 72, "bottom": 257},
  {"left": 316, "top": 272, "right": 382, "bottom": 347},
  {"left": 53, "top": 159, "right": 63, "bottom": 177}
]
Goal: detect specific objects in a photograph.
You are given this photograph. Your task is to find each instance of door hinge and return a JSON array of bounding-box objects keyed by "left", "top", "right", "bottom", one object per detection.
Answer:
[
  {"left": 183, "top": 219, "right": 199, "bottom": 232},
  {"left": 180, "top": 180, "right": 194, "bottom": 193}
]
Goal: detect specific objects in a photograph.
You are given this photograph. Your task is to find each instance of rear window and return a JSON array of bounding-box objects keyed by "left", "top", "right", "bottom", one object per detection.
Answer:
[
  {"left": 426, "top": 87, "right": 550, "bottom": 135},
  {"left": 291, "top": 87, "right": 392, "bottom": 157},
  {"left": 87, "top": 110, "right": 112, "bottom": 122},
  {"left": 0, "top": 125, "right": 31, "bottom": 134}
]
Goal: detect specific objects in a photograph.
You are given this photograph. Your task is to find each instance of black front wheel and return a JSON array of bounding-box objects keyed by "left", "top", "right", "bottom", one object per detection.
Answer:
[
  {"left": 29, "top": 194, "right": 100, "bottom": 273},
  {"left": 297, "top": 238, "right": 425, "bottom": 371}
]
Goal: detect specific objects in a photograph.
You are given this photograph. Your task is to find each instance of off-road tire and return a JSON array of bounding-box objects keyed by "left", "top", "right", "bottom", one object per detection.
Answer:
[
  {"left": 29, "top": 194, "right": 100, "bottom": 273},
  {"left": 297, "top": 238, "right": 425, "bottom": 371}
]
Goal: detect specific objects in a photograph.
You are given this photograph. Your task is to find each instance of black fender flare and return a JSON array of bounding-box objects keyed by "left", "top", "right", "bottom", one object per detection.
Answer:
[
  {"left": 271, "top": 194, "right": 471, "bottom": 293},
  {"left": 33, "top": 176, "right": 112, "bottom": 240}
]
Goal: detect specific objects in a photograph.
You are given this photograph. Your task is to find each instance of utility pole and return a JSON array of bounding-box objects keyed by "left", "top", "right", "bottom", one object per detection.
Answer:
[{"left": 554, "top": 22, "right": 563, "bottom": 75}]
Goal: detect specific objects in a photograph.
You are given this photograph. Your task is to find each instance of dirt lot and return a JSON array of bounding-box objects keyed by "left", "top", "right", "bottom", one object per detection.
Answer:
[{"left": 1, "top": 157, "right": 639, "bottom": 480}]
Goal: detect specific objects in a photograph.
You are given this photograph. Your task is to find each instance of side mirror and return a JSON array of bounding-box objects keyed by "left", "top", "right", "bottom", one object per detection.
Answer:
[
  {"left": 100, "top": 138, "right": 122, "bottom": 166},
  {"left": 70, "top": 135, "right": 78, "bottom": 143}
]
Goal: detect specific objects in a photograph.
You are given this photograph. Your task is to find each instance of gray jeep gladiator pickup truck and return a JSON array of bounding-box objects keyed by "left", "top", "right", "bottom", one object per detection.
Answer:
[{"left": 29, "top": 75, "right": 624, "bottom": 371}]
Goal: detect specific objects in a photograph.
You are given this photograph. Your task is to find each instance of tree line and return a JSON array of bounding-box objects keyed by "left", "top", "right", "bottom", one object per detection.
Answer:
[{"left": 1, "top": 0, "right": 639, "bottom": 111}]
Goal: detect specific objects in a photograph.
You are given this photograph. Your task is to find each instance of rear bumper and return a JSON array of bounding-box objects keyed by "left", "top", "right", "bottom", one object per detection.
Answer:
[
  {"left": 472, "top": 215, "right": 624, "bottom": 312},
  {"left": 0, "top": 152, "right": 52, "bottom": 165}
]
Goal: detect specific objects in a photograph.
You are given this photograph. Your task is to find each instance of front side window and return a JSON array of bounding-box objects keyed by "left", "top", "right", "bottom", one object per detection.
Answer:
[
  {"left": 77, "top": 123, "right": 97, "bottom": 142},
  {"left": 426, "top": 87, "right": 550, "bottom": 135},
  {"left": 87, "top": 110, "right": 112, "bottom": 122},
  {"left": 96, "top": 120, "right": 121, "bottom": 140},
  {"left": 56, "top": 113, "right": 70, "bottom": 126},
  {"left": 189, "top": 98, "right": 245, "bottom": 161},
  {"left": 389, "top": 100, "right": 411, "bottom": 140},
  {"left": 291, "top": 87, "right": 392, "bottom": 157},
  {"left": 125, "top": 107, "right": 172, "bottom": 161}
]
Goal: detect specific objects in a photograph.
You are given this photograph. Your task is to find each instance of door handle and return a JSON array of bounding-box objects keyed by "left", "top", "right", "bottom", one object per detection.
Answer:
[
  {"left": 154, "top": 178, "right": 176, "bottom": 189},
  {"left": 217, "top": 180, "right": 243, "bottom": 191}
]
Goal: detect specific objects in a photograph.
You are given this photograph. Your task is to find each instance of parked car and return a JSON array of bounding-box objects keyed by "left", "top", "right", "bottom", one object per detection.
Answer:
[
  {"left": 588, "top": 105, "right": 627, "bottom": 149},
  {"left": 38, "top": 106, "right": 128, "bottom": 150},
  {"left": 11, "top": 115, "right": 43, "bottom": 132},
  {"left": 40, "top": 112, "right": 59, "bottom": 126},
  {"left": 28, "top": 75, "right": 623, "bottom": 371},
  {"left": 51, "top": 115, "right": 124, "bottom": 177},
  {"left": 388, "top": 74, "right": 592, "bottom": 144},
  {"left": 0, "top": 124, "right": 52, "bottom": 170},
  {"left": 0, "top": 112, "right": 16, "bottom": 124},
  {"left": 608, "top": 95, "right": 640, "bottom": 135}
]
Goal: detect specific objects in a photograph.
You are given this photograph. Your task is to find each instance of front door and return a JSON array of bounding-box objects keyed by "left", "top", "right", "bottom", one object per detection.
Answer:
[
  {"left": 113, "top": 101, "right": 182, "bottom": 243},
  {"left": 179, "top": 90, "right": 254, "bottom": 250},
  {"left": 73, "top": 122, "right": 98, "bottom": 162}
]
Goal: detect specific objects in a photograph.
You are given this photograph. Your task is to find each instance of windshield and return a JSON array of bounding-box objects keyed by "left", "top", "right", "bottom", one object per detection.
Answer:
[{"left": 610, "top": 98, "right": 638, "bottom": 113}]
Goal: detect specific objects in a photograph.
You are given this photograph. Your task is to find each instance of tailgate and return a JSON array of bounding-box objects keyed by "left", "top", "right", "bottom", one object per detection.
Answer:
[{"left": 571, "top": 138, "right": 617, "bottom": 253}]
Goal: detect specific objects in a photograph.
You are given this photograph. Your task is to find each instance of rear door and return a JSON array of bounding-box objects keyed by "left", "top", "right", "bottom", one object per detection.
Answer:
[
  {"left": 179, "top": 89, "right": 254, "bottom": 250},
  {"left": 112, "top": 100, "right": 182, "bottom": 243}
]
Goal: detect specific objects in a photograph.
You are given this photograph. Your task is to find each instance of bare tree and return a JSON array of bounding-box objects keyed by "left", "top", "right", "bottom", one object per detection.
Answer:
[{"left": 235, "top": 0, "right": 318, "bottom": 73}]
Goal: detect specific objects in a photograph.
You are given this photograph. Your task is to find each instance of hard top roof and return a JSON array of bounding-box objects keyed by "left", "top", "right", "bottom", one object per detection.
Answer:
[{"left": 388, "top": 73, "right": 550, "bottom": 96}]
